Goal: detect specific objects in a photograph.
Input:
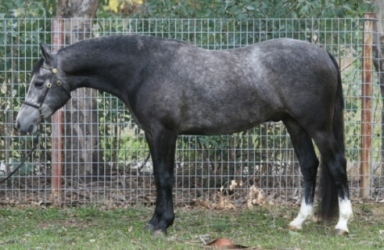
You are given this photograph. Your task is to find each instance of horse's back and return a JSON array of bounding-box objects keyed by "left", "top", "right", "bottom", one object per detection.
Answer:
[{"left": 131, "top": 37, "right": 339, "bottom": 135}]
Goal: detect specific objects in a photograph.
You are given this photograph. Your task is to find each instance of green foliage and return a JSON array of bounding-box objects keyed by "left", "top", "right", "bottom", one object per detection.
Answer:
[
  {"left": 1, "top": 16, "right": 370, "bottom": 172},
  {"left": 0, "top": 1, "right": 377, "bottom": 20},
  {"left": 0, "top": 0, "right": 377, "bottom": 174},
  {"left": 0, "top": 0, "right": 55, "bottom": 18},
  {"left": 125, "top": 0, "right": 375, "bottom": 19},
  {"left": 0, "top": 18, "right": 52, "bottom": 165}
]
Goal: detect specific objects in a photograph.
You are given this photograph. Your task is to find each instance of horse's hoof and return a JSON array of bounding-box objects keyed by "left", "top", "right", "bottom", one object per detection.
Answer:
[
  {"left": 144, "top": 223, "right": 167, "bottom": 236},
  {"left": 152, "top": 229, "right": 166, "bottom": 238},
  {"left": 334, "top": 229, "right": 349, "bottom": 236},
  {"left": 144, "top": 223, "right": 154, "bottom": 232},
  {"left": 287, "top": 224, "right": 302, "bottom": 231}
]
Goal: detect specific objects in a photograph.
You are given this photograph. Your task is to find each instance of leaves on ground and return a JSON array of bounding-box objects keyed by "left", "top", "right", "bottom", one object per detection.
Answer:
[
  {"left": 206, "top": 238, "right": 248, "bottom": 249},
  {"left": 192, "top": 181, "right": 266, "bottom": 210}
]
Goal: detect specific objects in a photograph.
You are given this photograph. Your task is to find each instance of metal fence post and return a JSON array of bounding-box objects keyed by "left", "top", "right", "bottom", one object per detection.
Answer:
[{"left": 361, "top": 13, "right": 375, "bottom": 198}]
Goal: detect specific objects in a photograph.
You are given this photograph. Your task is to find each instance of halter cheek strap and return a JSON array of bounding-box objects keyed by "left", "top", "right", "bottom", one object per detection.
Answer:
[
  {"left": 47, "top": 67, "right": 72, "bottom": 98},
  {"left": 23, "top": 67, "right": 72, "bottom": 119},
  {"left": 56, "top": 79, "right": 72, "bottom": 99},
  {"left": 23, "top": 82, "right": 52, "bottom": 119}
]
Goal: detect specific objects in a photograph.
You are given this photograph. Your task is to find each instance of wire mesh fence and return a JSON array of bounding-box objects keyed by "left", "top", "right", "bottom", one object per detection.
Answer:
[{"left": 0, "top": 18, "right": 382, "bottom": 207}]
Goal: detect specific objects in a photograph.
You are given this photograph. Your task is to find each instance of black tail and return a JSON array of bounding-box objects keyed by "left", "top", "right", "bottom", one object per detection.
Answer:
[{"left": 320, "top": 53, "right": 345, "bottom": 219}]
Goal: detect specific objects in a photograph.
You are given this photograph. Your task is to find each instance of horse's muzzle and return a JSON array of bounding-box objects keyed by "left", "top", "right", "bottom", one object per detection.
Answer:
[
  {"left": 16, "top": 121, "right": 36, "bottom": 135},
  {"left": 16, "top": 106, "right": 41, "bottom": 135}
]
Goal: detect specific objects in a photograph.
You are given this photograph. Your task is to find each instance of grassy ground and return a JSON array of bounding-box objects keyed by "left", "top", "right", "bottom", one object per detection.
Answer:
[{"left": 0, "top": 203, "right": 383, "bottom": 249}]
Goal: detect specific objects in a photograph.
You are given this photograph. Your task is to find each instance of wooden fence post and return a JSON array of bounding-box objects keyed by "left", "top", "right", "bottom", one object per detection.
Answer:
[
  {"left": 51, "top": 19, "right": 64, "bottom": 206},
  {"left": 361, "top": 13, "right": 375, "bottom": 198}
]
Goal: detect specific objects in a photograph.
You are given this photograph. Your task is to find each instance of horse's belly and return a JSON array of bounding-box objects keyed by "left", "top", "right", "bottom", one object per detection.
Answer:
[{"left": 180, "top": 108, "right": 282, "bottom": 135}]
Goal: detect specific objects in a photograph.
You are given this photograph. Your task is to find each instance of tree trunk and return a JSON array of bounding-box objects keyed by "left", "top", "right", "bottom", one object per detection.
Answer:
[{"left": 56, "top": 0, "right": 103, "bottom": 180}]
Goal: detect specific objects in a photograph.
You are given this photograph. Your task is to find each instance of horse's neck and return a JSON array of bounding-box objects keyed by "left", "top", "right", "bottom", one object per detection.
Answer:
[{"left": 59, "top": 41, "right": 143, "bottom": 100}]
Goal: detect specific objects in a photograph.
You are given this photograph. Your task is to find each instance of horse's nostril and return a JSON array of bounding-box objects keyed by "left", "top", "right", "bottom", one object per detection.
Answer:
[
  {"left": 17, "top": 121, "right": 21, "bottom": 130},
  {"left": 28, "top": 125, "right": 34, "bottom": 135}
]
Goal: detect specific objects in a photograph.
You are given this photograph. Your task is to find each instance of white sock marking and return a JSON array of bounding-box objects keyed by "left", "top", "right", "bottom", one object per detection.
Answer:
[
  {"left": 335, "top": 198, "right": 353, "bottom": 233},
  {"left": 289, "top": 198, "right": 313, "bottom": 230}
]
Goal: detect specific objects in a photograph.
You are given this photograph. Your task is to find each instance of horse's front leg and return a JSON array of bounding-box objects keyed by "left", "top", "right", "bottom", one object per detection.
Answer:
[{"left": 144, "top": 129, "right": 177, "bottom": 235}]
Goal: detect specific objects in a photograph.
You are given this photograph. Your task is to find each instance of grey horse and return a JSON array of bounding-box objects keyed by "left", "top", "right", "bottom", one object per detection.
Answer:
[{"left": 16, "top": 35, "right": 352, "bottom": 235}]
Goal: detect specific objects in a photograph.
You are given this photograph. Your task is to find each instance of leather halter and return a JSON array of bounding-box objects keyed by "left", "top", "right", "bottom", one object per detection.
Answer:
[{"left": 23, "top": 66, "right": 72, "bottom": 119}]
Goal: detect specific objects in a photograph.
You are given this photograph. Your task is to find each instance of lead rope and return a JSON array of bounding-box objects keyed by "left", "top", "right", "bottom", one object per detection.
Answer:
[
  {"left": 5, "top": 68, "right": 53, "bottom": 184},
  {"left": 0, "top": 132, "right": 41, "bottom": 184},
  {"left": 1, "top": 66, "right": 69, "bottom": 184}
]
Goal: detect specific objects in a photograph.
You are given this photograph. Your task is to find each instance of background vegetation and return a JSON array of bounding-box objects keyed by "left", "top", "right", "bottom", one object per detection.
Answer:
[
  {"left": 0, "top": 1, "right": 379, "bottom": 188},
  {"left": 0, "top": 3, "right": 382, "bottom": 249}
]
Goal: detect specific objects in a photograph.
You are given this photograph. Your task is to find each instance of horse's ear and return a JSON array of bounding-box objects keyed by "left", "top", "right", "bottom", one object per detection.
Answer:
[{"left": 40, "top": 43, "right": 54, "bottom": 66}]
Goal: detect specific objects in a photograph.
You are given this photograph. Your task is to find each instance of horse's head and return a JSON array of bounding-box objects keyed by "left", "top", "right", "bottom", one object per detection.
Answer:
[{"left": 16, "top": 44, "right": 72, "bottom": 135}]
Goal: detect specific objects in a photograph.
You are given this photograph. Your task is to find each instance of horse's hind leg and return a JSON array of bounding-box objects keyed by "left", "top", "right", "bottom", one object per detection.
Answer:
[
  {"left": 144, "top": 128, "right": 177, "bottom": 235},
  {"left": 284, "top": 118, "right": 319, "bottom": 231},
  {"left": 311, "top": 130, "right": 352, "bottom": 235}
]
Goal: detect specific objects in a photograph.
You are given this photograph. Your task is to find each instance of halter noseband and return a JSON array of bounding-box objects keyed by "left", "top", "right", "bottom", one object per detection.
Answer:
[{"left": 23, "top": 66, "right": 72, "bottom": 119}]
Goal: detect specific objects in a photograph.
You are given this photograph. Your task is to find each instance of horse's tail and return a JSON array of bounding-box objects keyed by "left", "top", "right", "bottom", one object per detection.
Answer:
[{"left": 320, "top": 53, "right": 345, "bottom": 220}]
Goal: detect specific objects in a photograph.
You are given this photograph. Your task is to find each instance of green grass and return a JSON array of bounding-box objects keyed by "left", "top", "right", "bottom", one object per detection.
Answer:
[{"left": 0, "top": 204, "right": 383, "bottom": 249}]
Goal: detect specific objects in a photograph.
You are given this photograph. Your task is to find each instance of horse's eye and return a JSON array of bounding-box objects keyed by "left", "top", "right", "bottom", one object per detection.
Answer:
[{"left": 34, "top": 81, "right": 44, "bottom": 87}]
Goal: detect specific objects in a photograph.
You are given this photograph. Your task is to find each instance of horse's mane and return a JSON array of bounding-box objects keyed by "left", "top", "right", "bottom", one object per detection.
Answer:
[{"left": 58, "top": 34, "right": 189, "bottom": 55}]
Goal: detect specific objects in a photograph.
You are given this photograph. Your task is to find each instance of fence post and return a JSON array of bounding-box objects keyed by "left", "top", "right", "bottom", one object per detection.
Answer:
[
  {"left": 51, "top": 19, "right": 64, "bottom": 206},
  {"left": 361, "top": 13, "right": 375, "bottom": 198}
]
